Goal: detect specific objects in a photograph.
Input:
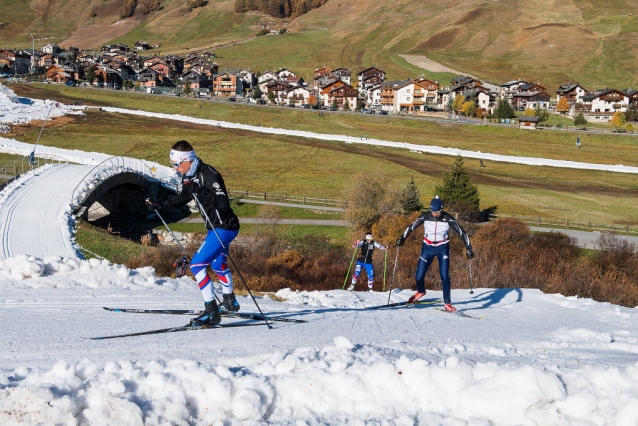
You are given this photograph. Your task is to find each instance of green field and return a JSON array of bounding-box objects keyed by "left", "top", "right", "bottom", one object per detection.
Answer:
[{"left": 6, "top": 84, "right": 638, "bottom": 227}]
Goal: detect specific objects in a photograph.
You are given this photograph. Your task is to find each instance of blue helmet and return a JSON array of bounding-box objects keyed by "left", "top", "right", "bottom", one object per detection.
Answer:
[{"left": 430, "top": 195, "right": 443, "bottom": 212}]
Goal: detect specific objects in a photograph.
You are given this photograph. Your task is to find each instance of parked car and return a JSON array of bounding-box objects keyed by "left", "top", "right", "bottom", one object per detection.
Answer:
[
  {"left": 302, "top": 104, "right": 312, "bottom": 109},
  {"left": 228, "top": 97, "right": 236, "bottom": 102},
  {"left": 65, "top": 81, "right": 76, "bottom": 87},
  {"left": 377, "top": 110, "right": 388, "bottom": 115},
  {"left": 256, "top": 99, "right": 266, "bottom": 105}
]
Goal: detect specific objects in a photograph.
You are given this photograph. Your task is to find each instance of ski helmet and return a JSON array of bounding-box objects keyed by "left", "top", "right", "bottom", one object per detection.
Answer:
[{"left": 430, "top": 195, "right": 443, "bottom": 213}]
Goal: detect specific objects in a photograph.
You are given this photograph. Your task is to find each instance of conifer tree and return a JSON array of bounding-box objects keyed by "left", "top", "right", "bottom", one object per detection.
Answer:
[
  {"left": 400, "top": 176, "right": 424, "bottom": 213},
  {"left": 434, "top": 155, "right": 480, "bottom": 219}
]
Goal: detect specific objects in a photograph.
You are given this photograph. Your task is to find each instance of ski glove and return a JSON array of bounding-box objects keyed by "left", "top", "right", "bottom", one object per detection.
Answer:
[
  {"left": 466, "top": 246, "right": 475, "bottom": 259},
  {"left": 145, "top": 199, "right": 163, "bottom": 211},
  {"left": 396, "top": 236, "right": 405, "bottom": 247}
]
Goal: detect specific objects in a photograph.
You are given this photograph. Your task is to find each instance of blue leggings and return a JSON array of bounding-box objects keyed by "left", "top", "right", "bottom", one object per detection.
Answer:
[
  {"left": 189, "top": 228, "right": 238, "bottom": 301},
  {"left": 415, "top": 243, "right": 451, "bottom": 303},
  {"left": 352, "top": 261, "right": 374, "bottom": 286}
]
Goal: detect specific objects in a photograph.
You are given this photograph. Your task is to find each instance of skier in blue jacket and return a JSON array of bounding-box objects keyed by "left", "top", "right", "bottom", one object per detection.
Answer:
[
  {"left": 146, "top": 140, "right": 240, "bottom": 326},
  {"left": 396, "top": 196, "right": 474, "bottom": 312},
  {"left": 348, "top": 233, "right": 387, "bottom": 292}
]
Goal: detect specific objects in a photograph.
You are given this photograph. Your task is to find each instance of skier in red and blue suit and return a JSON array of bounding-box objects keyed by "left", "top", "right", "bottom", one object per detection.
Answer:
[
  {"left": 348, "top": 233, "right": 387, "bottom": 292},
  {"left": 396, "top": 196, "right": 474, "bottom": 312},
  {"left": 146, "top": 140, "right": 240, "bottom": 326}
]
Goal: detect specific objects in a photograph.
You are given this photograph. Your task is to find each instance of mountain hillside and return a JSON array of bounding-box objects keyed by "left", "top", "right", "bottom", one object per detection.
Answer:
[{"left": 1, "top": 0, "right": 637, "bottom": 87}]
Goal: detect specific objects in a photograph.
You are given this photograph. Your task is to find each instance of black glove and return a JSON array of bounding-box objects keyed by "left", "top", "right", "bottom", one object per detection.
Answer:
[
  {"left": 145, "top": 199, "right": 163, "bottom": 211},
  {"left": 466, "top": 246, "right": 475, "bottom": 259},
  {"left": 396, "top": 236, "right": 405, "bottom": 247}
]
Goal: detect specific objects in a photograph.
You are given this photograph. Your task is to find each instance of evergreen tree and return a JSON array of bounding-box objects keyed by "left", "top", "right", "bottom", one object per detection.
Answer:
[
  {"left": 400, "top": 176, "right": 423, "bottom": 213},
  {"left": 434, "top": 155, "right": 480, "bottom": 219},
  {"left": 494, "top": 99, "right": 515, "bottom": 119},
  {"left": 574, "top": 113, "right": 587, "bottom": 127},
  {"left": 253, "top": 86, "right": 262, "bottom": 99},
  {"left": 183, "top": 80, "right": 192, "bottom": 95}
]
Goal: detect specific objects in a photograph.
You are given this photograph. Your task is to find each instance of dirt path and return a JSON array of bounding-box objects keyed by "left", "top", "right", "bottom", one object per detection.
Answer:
[{"left": 400, "top": 54, "right": 476, "bottom": 78}]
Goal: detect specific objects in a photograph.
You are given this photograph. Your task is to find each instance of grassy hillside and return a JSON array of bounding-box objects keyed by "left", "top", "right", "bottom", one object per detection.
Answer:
[
  {"left": 8, "top": 83, "right": 638, "bottom": 227},
  {"left": 1, "top": 1, "right": 637, "bottom": 88}
]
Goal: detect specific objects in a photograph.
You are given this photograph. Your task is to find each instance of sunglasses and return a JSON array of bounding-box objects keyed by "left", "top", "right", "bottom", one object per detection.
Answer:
[{"left": 170, "top": 160, "right": 182, "bottom": 167}]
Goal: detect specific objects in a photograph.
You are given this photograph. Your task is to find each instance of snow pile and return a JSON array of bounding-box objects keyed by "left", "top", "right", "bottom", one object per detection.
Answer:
[
  {"left": 0, "top": 83, "right": 82, "bottom": 131},
  {"left": 275, "top": 288, "right": 370, "bottom": 309},
  {"left": 0, "top": 82, "right": 19, "bottom": 103},
  {"left": 1, "top": 337, "right": 638, "bottom": 425},
  {"left": 0, "top": 254, "right": 168, "bottom": 288}
]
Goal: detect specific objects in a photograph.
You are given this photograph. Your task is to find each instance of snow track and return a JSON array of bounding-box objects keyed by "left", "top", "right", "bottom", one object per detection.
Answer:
[{"left": 0, "top": 164, "right": 93, "bottom": 258}]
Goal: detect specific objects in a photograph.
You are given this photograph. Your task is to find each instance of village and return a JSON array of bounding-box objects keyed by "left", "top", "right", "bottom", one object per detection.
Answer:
[{"left": 1, "top": 42, "right": 637, "bottom": 129}]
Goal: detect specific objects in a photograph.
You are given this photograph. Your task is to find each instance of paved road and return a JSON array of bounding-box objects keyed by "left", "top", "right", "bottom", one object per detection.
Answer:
[
  {"left": 529, "top": 227, "right": 638, "bottom": 249},
  {"left": 0, "top": 164, "right": 93, "bottom": 258}
]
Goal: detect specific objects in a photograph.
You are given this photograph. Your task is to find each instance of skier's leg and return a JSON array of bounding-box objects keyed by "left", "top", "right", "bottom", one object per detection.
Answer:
[
  {"left": 437, "top": 244, "right": 452, "bottom": 304},
  {"left": 190, "top": 232, "right": 222, "bottom": 303},
  {"left": 348, "top": 262, "right": 363, "bottom": 291},
  {"left": 352, "top": 262, "right": 363, "bottom": 284},
  {"left": 209, "top": 228, "right": 240, "bottom": 312},
  {"left": 364, "top": 263, "right": 374, "bottom": 289},
  {"left": 415, "top": 244, "right": 435, "bottom": 293}
]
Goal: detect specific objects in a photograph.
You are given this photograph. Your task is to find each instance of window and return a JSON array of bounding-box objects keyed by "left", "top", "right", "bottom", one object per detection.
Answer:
[{"left": 407, "top": 97, "right": 411, "bottom": 101}]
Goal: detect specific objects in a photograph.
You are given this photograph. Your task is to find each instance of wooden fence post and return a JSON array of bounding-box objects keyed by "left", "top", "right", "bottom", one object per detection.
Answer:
[
  {"left": 263, "top": 192, "right": 267, "bottom": 200},
  {"left": 567, "top": 219, "right": 569, "bottom": 228},
  {"left": 537, "top": 216, "right": 540, "bottom": 225},
  {"left": 303, "top": 196, "right": 306, "bottom": 204}
]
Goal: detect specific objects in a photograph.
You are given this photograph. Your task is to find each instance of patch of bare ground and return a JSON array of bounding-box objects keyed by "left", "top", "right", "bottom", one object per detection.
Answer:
[
  {"left": 418, "top": 28, "right": 460, "bottom": 50},
  {"left": 454, "top": 7, "right": 487, "bottom": 25},
  {"left": 400, "top": 54, "right": 475, "bottom": 77},
  {"left": 7, "top": 116, "right": 77, "bottom": 137},
  {"left": 60, "top": 19, "right": 142, "bottom": 49}
]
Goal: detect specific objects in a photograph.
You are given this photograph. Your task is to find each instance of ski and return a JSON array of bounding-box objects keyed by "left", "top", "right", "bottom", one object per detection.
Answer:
[
  {"left": 434, "top": 308, "right": 484, "bottom": 320},
  {"left": 88, "top": 321, "right": 264, "bottom": 340},
  {"left": 103, "top": 307, "right": 308, "bottom": 323},
  {"left": 364, "top": 299, "right": 443, "bottom": 310}
]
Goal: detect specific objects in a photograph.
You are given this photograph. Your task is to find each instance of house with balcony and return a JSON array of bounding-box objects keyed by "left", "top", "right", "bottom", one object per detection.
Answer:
[
  {"left": 582, "top": 88, "right": 629, "bottom": 123},
  {"left": 394, "top": 81, "right": 426, "bottom": 113},
  {"left": 286, "top": 86, "right": 312, "bottom": 106},
  {"left": 213, "top": 72, "right": 244, "bottom": 98},
  {"left": 326, "top": 84, "right": 357, "bottom": 110},
  {"left": 556, "top": 82, "right": 588, "bottom": 114},
  {"left": 357, "top": 67, "right": 385, "bottom": 96},
  {"left": 258, "top": 70, "right": 278, "bottom": 84},
  {"left": 500, "top": 79, "right": 529, "bottom": 101},
  {"left": 511, "top": 91, "right": 551, "bottom": 110},
  {"left": 314, "top": 66, "right": 331, "bottom": 82},
  {"left": 182, "top": 69, "right": 207, "bottom": 90},
  {"left": 332, "top": 68, "right": 351, "bottom": 85},
  {"left": 380, "top": 80, "right": 409, "bottom": 112}
]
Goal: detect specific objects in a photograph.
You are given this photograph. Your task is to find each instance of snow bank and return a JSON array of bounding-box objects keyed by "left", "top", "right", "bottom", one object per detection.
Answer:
[
  {"left": 1, "top": 337, "right": 637, "bottom": 425},
  {"left": 0, "top": 254, "right": 171, "bottom": 289},
  {"left": 0, "top": 82, "right": 82, "bottom": 133}
]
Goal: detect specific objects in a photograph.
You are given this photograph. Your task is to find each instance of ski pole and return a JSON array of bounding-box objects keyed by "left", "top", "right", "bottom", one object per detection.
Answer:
[
  {"left": 382, "top": 250, "right": 387, "bottom": 291},
  {"left": 152, "top": 203, "right": 225, "bottom": 305},
  {"left": 191, "top": 193, "right": 272, "bottom": 329},
  {"left": 342, "top": 245, "right": 358, "bottom": 290},
  {"left": 469, "top": 259, "right": 474, "bottom": 295},
  {"left": 151, "top": 205, "right": 189, "bottom": 259},
  {"left": 386, "top": 246, "right": 400, "bottom": 306}
]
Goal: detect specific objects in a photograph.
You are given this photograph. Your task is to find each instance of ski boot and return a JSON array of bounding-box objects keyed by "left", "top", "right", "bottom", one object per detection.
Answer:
[
  {"left": 444, "top": 303, "right": 457, "bottom": 313},
  {"left": 222, "top": 292, "right": 240, "bottom": 313},
  {"left": 190, "top": 300, "right": 221, "bottom": 326},
  {"left": 347, "top": 283, "right": 355, "bottom": 291},
  {"left": 408, "top": 291, "right": 426, "bottom": 303}
]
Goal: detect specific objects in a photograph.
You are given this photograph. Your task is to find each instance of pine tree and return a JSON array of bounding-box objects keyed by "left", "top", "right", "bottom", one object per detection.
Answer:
[
  {"left": 434, "top": 155, "right": 480, "bottom": 219},
  {"left": 400, "top": 176, "right": 423, "bottom": 213},
  {"left": 494, "top": 99, "right": 515, "bottom": 119}
]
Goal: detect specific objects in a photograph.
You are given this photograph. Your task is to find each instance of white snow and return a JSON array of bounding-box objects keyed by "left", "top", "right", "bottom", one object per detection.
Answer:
[
  {"left": 1, "top": 257, "right": 638, "bottom": 424},
  {"left": 0, "top": 83, "right": 82, "bottom": 132},
  {"left": 1, "top": 89, "right": 638, "bottom": 425}
]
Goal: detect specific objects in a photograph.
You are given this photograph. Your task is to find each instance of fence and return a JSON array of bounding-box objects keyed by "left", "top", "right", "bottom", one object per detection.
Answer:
[
  {"left": 0, "top": 154, "right": 69, "bottom": 191},
  {"left": 229, "top": 189, "right": 348, "bottom": 209},
  {"left": 70, "top": 156, "right": 159, "bottom": 209},
  {"left": 493, "top": 214, "right": 636, "bottom": 235}
]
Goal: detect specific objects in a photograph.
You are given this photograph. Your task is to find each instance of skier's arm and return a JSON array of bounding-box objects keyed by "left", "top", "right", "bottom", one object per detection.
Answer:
[
  {"left": 447, "top": 215, "right": 471, "bottom": 247},
  {"left": 396, "top": 214, "right": 425, "bottom": 246},
  {"left": 164, "top": 186, "right": 193, "bottom": 209},
  {"left": 374, "top": 241, "right": 387, "bottom": 250},
  {"left": 352, "top": 240, "right": 362, "bottom": 248}
]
